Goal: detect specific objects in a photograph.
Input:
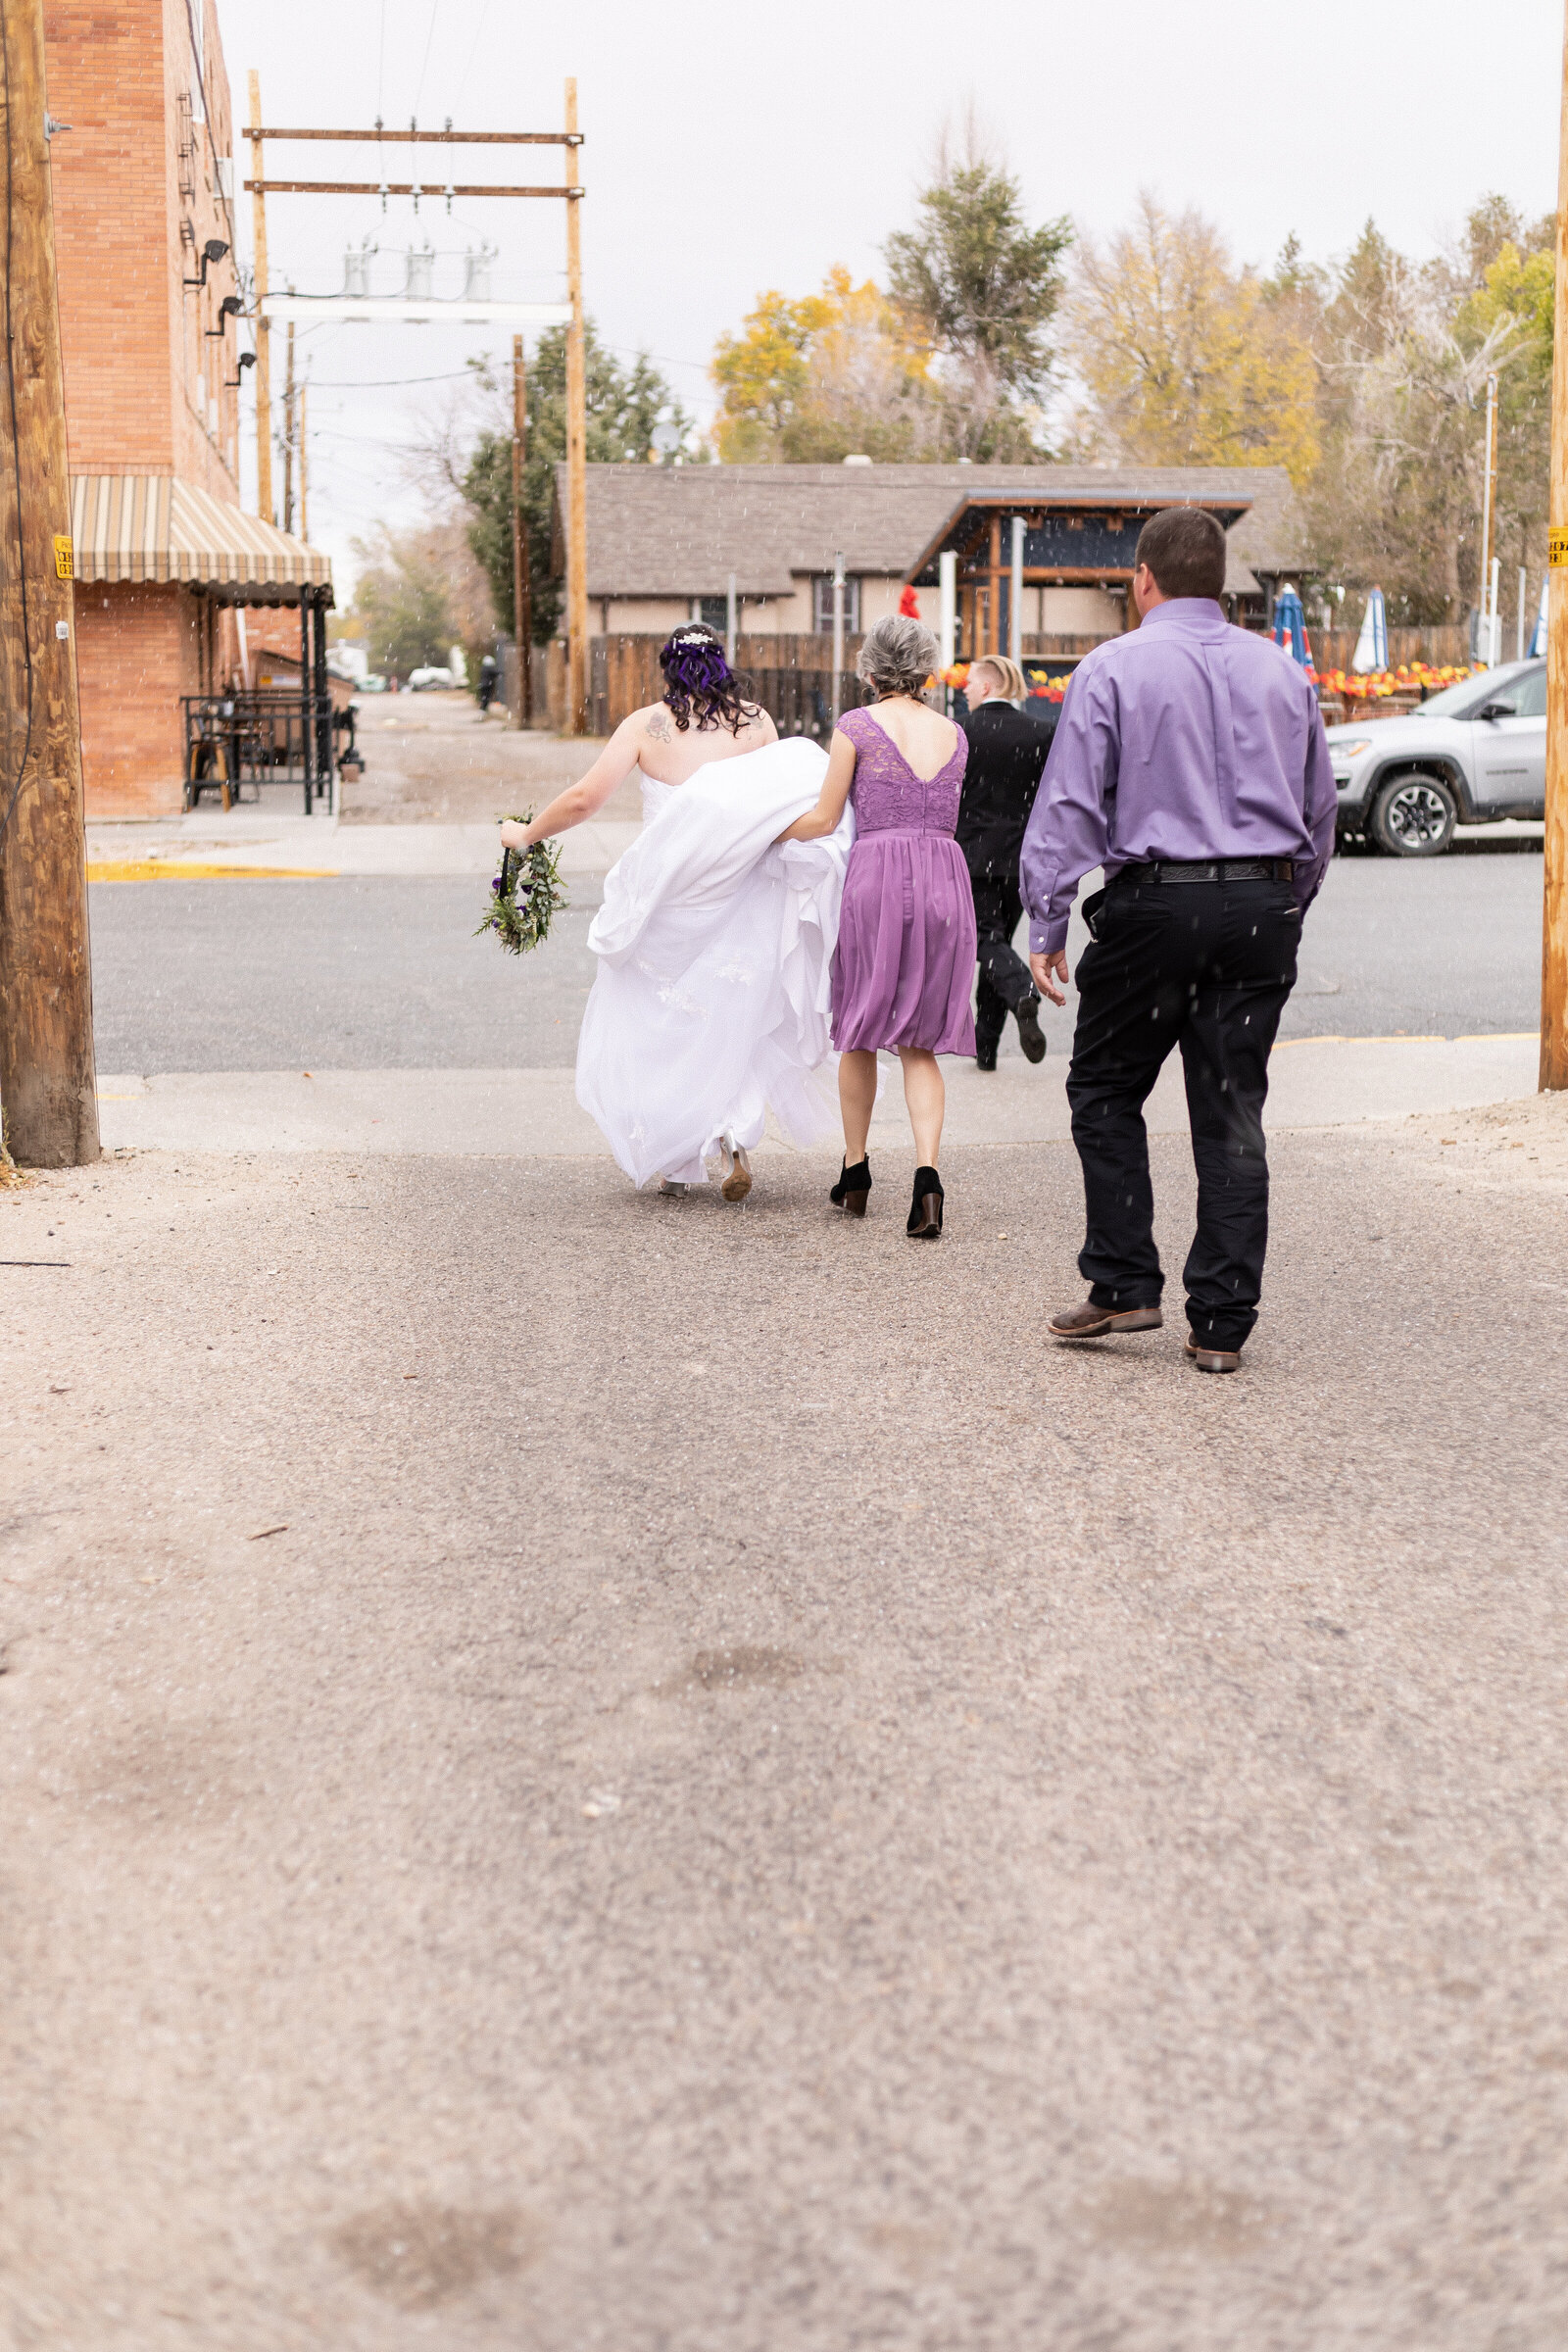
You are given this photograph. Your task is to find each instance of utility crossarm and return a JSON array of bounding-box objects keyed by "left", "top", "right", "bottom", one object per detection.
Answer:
[
  {"left": 252, "top": 126, "right": 582, "bottom": 145},
  {"left": 243, "top": 179, "right": 581, "bottom": 198},
  {"left": 243, "top": 78, "right": 593, "bottom": 733},
  {"left": 254, "top": 298, "right": 571, "bottom": 325}
]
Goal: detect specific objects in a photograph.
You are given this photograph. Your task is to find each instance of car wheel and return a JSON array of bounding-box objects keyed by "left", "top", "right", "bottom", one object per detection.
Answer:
[{"left": 1371, "top": 772, "right": 1456, "bottom": 857}]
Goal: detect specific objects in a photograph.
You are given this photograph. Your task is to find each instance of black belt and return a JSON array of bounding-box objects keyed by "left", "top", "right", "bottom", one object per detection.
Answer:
[{"left": 1112, "top": 858, "right": 1296, "bottom": 885}]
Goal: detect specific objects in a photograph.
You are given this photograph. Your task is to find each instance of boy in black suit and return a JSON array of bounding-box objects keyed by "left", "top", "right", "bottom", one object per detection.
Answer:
[{"left": 956, "top": 656, "right": 1055, "bottom": 1069}]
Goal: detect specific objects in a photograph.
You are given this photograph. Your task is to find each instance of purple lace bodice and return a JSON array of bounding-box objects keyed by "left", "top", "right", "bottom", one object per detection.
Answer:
[{"left": 839, "top": 706, "right": 966, "bottom": 836}]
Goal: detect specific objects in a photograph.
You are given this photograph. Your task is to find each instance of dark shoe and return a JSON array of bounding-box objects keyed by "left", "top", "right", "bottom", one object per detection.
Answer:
[
  {"left": 1015, "top": 995, "right": 1047, "bottom": 1064},
  {"left": 830, "top": 1156, "right": 871, "bottom": 1217},
  {"left": 906, "top": 1165, "right": 944, "bottom": 1239},
  {"left": 975, "top": 1041, "right": 999, "bottom": 1072},
  {"left": 1050, "top": 1298, "right": 1163, "bottom": 1339},
  {"left": 1186, "top": 1335, "right": 1241, "bottom": 1375}
]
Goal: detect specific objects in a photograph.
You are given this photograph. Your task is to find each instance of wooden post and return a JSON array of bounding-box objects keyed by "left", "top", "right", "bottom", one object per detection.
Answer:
[
  {"left": 247, "top": 72, "right": 273, "bottom": 524},
  {"left": 1542, "top": 0, "right": 1568, "bottom": 1090},
  {"left": 830, "top": 548, "right": 845, "bottom": 725},
  {"left": 564, "top": 75, "right": 588, "bottom": 735},
  {"left": 1009, "top": 515, "right": 1024, "bottom": 666},
  {"left": 988, "top": 514, "right": 1003, "bottom": 656},
  {"left": 280, "top": 318, "right": 295, "bottom": 533},
  {"left": 1480, "top": 370, "right": 1498, "bottom": 664},
  {"left": 512, "top": 331, "right": 532, "bottom": 726},
  {"left": 0, "top": 0, "right": 98, "bottom": 1164},
  {"left": 298, "top": 381, "right": 308, "bottom": 541}
]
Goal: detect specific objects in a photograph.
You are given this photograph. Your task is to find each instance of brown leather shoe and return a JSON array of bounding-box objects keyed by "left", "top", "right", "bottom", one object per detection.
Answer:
[
  {"left": 1049, "top": 1299, "right": 1163, "bottom": 1339},
  {"left": 1186, "top": 1336, "right": 1241, "bottom": 1374}
]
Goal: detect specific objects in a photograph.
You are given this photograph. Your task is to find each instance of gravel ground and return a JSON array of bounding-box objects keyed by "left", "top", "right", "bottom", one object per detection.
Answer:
[
  {"left": 3, "top": 1097, "right": 1567, "bottom": 2349},
  {"left": 338, "top": 698, "right": 617, "bottom": 828}
]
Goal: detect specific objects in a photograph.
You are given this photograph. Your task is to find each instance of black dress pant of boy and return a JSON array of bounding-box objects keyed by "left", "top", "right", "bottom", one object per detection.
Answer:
[
  {"left": 972, "top": 875, "right": 1036, "bottom": 1054},
  {"left": 1064, "top": 871, "right": 1300, "bottom": 1354}
]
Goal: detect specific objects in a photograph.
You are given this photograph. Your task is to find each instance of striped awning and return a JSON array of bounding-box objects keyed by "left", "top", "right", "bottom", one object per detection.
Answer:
[{"left": 70, "top": 475, "right": 331, "bottom": 594}]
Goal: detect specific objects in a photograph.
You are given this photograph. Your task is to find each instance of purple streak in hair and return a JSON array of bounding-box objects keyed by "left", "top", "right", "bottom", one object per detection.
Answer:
[{"left": 658, "top": 625, "right": 754, "bottom": 735}]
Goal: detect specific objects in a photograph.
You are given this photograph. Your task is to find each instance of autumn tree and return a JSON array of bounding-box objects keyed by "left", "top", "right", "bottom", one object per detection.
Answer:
[
  {"left": 710, "top": 269, "right": 937, "bottom": 463},
  {"left": 1066, "top": 193, "right": 1319, "bottom": 486},
  {"left": 885, "top": 136, "right": 1071, "bottom": 458},
  {"left": 348, "top": 522, "right": 485, "bottom": 677},
  {"left": 1301, "top": 204, "right": 1553, "bottom": 625}
]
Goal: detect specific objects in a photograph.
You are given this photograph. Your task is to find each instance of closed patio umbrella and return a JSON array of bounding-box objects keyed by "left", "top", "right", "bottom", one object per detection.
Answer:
[
  {"left": 1529, "top": 574, "right": 1548, "bottom": 659},
  {"left": 1271, "top": 584, "right": 1315, "bottom": 674},
  {"left": 1351, "top": 586, "right": 1388, "bottom": 673}
]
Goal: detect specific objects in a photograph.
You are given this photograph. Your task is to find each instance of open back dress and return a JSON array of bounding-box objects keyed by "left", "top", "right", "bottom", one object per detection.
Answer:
[{"left": 828, "top": 705, "right": 977, "bottom": 1057}]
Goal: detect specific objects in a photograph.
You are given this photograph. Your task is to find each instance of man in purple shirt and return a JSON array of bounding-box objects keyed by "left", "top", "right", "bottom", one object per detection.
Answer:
[{"left": 1019, "top": 506, "right": 1337, "bottom": 1374}]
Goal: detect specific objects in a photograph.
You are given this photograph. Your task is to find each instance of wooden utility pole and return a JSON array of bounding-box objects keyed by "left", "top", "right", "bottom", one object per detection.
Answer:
[
  {"left": 247, "top": 72, "right": 273, "bottom": 524},
  {"left": 564, "top": 75, "right": 588, "bottom": 735},
  {"left": 0, "top": 0, "right": 98, "bottom": 1164},
  {"left": 1543, "top": 2, "right": 1568, "bottom": 1089},
  {"left": 280, "top": 317, "right": 295, "bottom": 533},
  {"left": 298, "top": 381, "right": 308, "bottom": 542},
  {"left": 512, "top": 332, "right": 532, "bottom": 726}
]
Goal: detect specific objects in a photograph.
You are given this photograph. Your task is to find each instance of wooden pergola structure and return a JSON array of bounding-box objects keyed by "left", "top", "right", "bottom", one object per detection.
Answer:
[{"left": 906, "top": 489, "right": 1254, "bottom": 658}]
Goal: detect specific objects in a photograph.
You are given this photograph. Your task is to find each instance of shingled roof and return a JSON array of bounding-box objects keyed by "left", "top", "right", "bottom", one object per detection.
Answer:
[{"left": 554, "top": 462, "right": 1308, "bottom": 600}]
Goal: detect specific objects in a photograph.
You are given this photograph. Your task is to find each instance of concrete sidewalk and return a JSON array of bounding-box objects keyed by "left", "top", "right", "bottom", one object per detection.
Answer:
[
  {"left": 94, "top": 1031, "right": 1541, "bottom": 1156},
  {"left": 2, "top": 1093, "right": 1566, "bottom": 2349},
  {"left": 86, "top": 812, "right": 637, "bottom": 881}
]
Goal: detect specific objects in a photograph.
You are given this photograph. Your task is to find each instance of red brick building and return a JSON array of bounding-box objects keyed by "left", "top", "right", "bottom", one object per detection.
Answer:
[{"left": 44, "top": 0, "right": 327, "bottom": 814}]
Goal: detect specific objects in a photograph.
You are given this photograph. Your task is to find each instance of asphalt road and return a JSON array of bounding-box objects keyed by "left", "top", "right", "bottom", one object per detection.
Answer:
[{"left": 88, "top": 846, "right": 1544, "bottom": 1074}]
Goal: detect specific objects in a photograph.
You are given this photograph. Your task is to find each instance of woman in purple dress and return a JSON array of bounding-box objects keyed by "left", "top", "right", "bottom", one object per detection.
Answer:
[{"left": 777, "top": 615, "right": 976, "bottom": 1238}]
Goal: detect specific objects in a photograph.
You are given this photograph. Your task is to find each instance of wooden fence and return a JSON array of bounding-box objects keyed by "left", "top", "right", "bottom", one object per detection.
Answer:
[
  {"left": 564, "top": 630, "right": 1126, "bottom": 735},
  {"left": 1309, "top": 623, "right": 1471, "bottom": 673},
  {"left": 509, "top": 620, "right": 1481, "bottom": 735}
]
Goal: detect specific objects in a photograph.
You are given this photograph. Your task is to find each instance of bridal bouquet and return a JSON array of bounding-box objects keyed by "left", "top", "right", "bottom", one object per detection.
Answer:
[{"left": 475, "top": 814, "right": 567, "bottom": 955}]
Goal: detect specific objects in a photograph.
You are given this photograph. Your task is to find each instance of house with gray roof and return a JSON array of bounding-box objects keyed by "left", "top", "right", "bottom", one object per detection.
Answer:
[{"left": 552, "top": 460, "right": 1308, "bottom": 653}]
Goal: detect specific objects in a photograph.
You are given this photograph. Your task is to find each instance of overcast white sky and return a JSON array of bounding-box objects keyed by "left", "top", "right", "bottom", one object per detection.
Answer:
[{"left": 214, "top": 0, "right": 1565, "bottom": 595}]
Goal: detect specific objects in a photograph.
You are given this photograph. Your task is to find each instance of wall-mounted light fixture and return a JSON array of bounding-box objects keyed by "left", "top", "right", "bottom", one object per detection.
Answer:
[
  {"left": 225, "top": 351, "right": 257, "bottom": 388},
  {"left": 207, "top": 294, "right": 243, "bottom": 338},
  {"left": 184, "top": 237, "right": 229, "bottom": 289}
]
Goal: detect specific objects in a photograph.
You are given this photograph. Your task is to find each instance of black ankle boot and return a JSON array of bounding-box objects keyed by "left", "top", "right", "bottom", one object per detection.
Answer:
[
  {"left": 1015, "top": 994, "right": 1047, "bottom": 1064},
  {"left": 906, "top": 1165, "right": 944, "bottom": 1239},
  {"left": 830, "top": 1156, "right": 871, "bottom": 1217}
]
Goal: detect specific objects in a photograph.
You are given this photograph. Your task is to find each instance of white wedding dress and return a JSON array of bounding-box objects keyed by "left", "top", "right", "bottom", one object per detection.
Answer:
[{"left": 575, "top": 736, "right": 853, "bottom": 1188}]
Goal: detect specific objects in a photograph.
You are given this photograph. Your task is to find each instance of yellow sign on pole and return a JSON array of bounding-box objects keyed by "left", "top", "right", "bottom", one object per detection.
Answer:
[
  {"left": 1549, "top": 526, "right": 1568, "bottom": 567},
  {"left": 53, "top": 534, "right": 74, "bottom": 579}
]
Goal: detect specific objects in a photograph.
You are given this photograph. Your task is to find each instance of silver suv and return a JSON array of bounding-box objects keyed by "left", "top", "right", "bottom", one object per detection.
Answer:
[{"left": 1326, "top": 659, "right": 1545, "bottom": 856}]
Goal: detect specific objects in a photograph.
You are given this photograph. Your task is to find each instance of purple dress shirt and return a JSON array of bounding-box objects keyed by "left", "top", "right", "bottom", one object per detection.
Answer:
[{"left": 1019, "top": 598, "right": 1339, "bottom": 956}]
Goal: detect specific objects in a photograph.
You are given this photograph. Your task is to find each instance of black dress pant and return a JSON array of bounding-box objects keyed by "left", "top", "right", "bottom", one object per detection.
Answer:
[
  {"left": 971, "top": 874, "right": 1036, "bottom": 1051},
  {"left": 1064, "top": 873, "right": 1300, "bottom": 1352}
]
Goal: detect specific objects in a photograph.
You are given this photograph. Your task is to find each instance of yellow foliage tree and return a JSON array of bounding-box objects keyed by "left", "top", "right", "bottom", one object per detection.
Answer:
[
  {"left": 1067, "top": 193, "right": 1319, "bottom": 488},
  {"left": 710, "top": 268, "right": 935, "bottom": 463}
]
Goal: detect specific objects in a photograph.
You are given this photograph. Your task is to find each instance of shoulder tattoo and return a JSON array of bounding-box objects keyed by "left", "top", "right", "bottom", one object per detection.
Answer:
[{"left": 644, "top": 709, "right": 672, "bottom": 742}]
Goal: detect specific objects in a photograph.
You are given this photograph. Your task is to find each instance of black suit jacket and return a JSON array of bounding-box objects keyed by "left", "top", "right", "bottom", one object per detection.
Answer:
[{"left": 956, "top": 701, "right": 1056, "bottom": 883}]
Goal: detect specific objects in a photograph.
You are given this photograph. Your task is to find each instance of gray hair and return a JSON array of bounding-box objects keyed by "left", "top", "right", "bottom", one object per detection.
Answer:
[{"left": 857, "top": 613, "right": 940, "bottom": 700}]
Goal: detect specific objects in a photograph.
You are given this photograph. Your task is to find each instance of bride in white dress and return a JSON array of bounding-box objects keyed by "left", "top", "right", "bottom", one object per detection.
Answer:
[{"left": 498, "top": 625, "right": 853, "bottom": 1200}]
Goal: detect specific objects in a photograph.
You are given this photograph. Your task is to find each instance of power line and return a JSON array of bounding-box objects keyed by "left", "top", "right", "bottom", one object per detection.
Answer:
[
  {"left": 412, "top": 0, "right": 442, "bottom": 118},
  {"left": 456, "top": 0, "right": 492, "bottom": 108},
  {"left": 299, "top": 367, "right": 488, "bottom": 389}
]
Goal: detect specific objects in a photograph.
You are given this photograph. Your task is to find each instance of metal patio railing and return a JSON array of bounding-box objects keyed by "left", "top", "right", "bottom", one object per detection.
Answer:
[{"left": 180, "top": 691, "right": 354, "bottom": 813}]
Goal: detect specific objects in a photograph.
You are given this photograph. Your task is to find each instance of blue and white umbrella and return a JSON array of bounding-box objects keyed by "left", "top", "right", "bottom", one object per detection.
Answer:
[
  {"left": 1529, "top": 573, "right": 1548, "bottom": 660},
  {"left": 1351, "top": 586, "right": 1388, "bottom": 674},
  {"left": 1271, "top": 584, "right": 1314, "bottom": 672}
]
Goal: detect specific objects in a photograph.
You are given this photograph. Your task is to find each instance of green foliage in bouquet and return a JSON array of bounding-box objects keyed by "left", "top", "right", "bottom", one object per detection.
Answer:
[{"left": 475, "top": 815, "right": 567, "bottom": 955}]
